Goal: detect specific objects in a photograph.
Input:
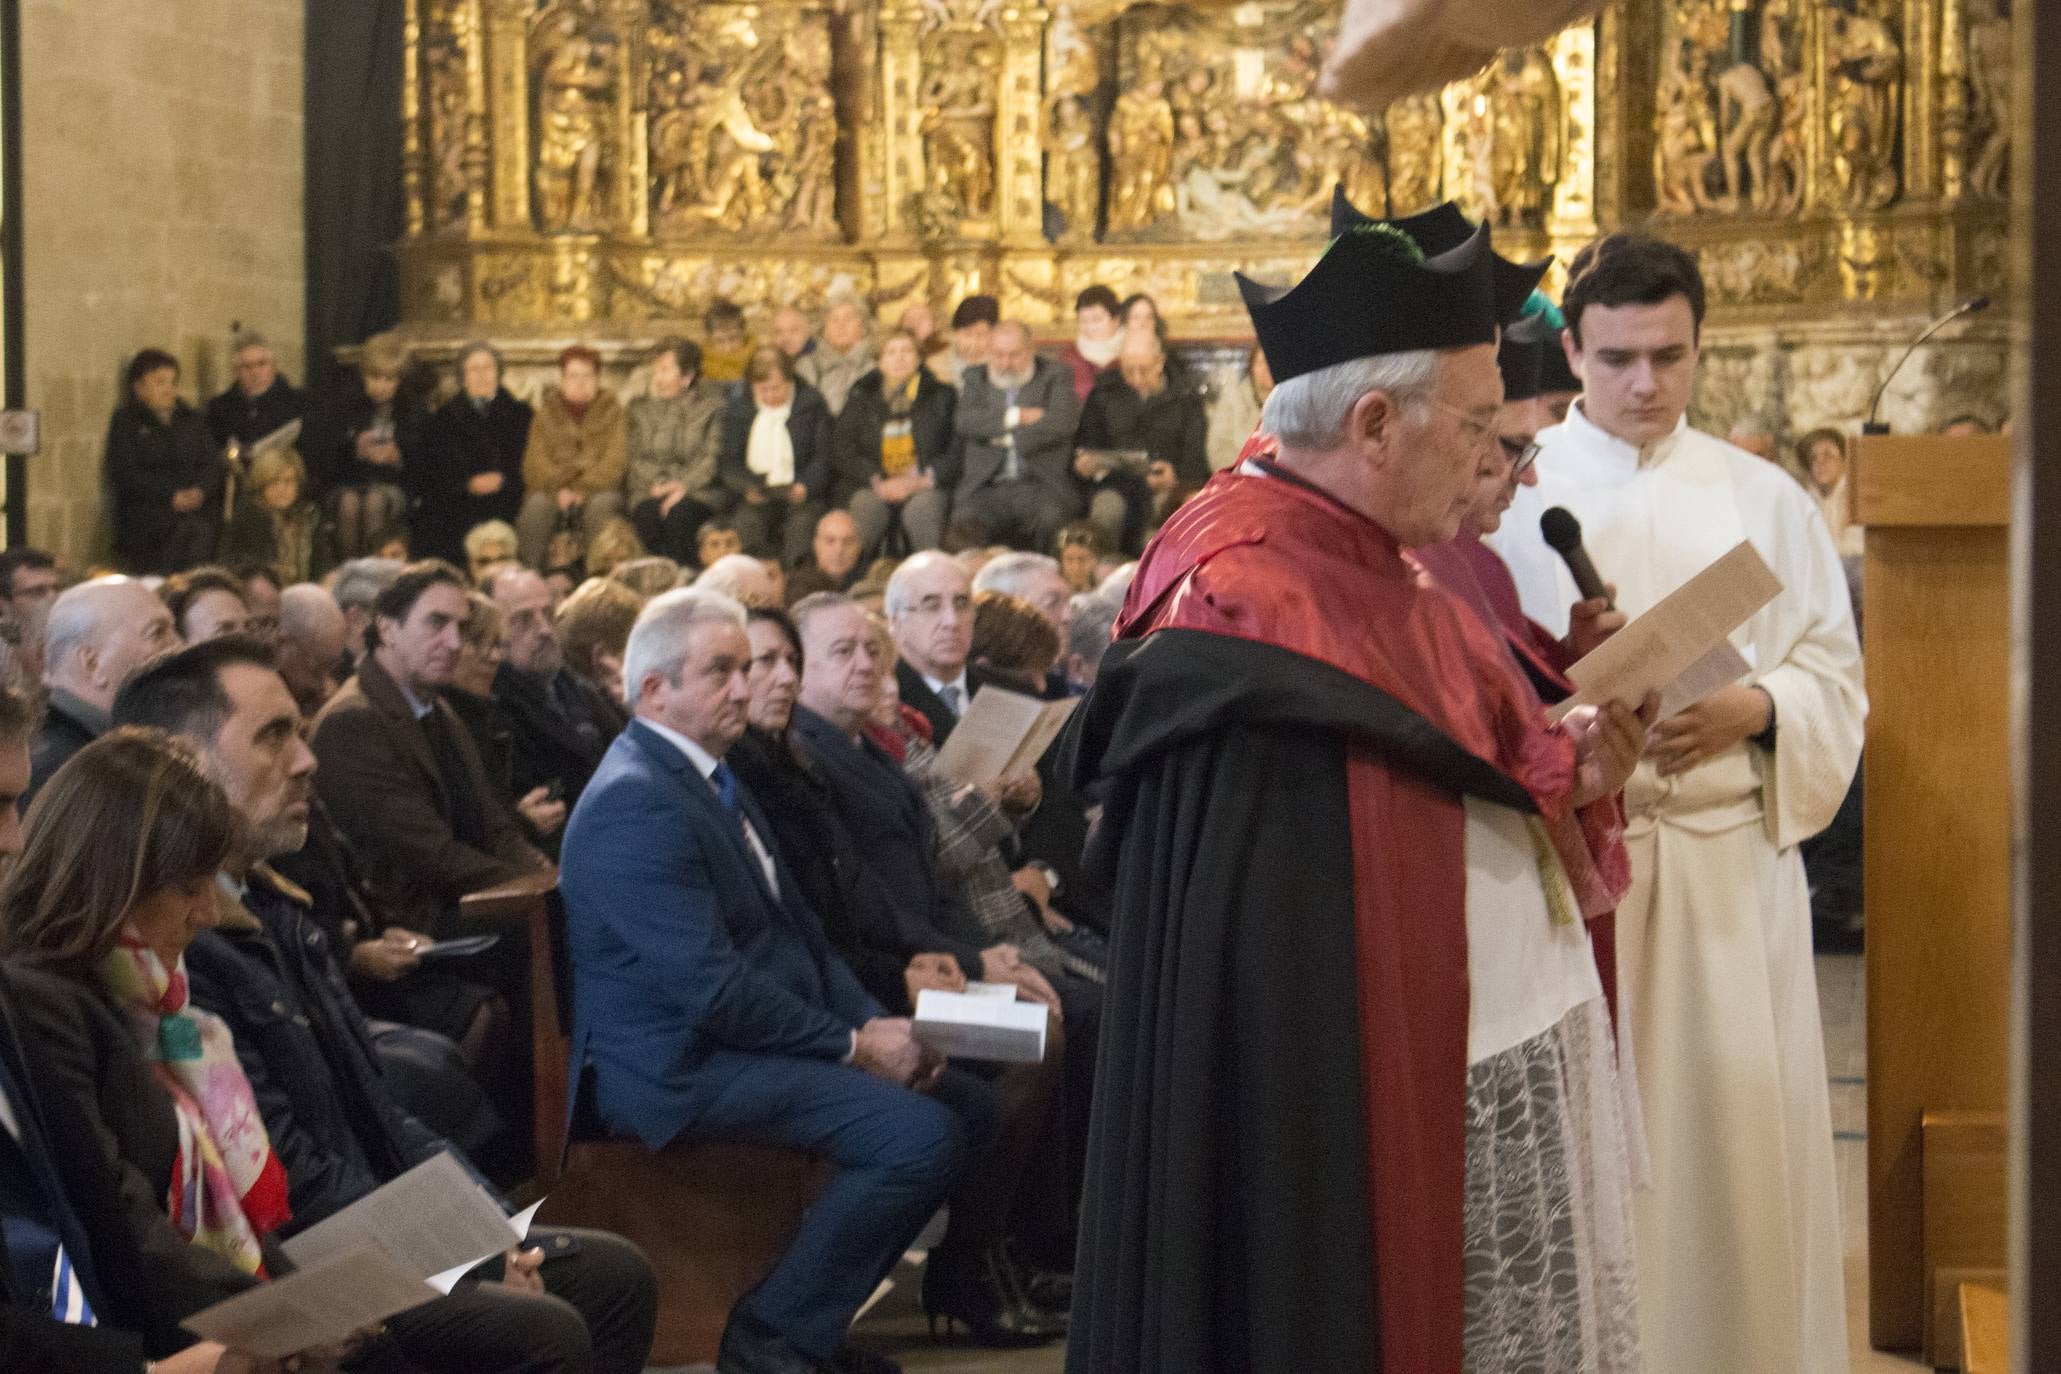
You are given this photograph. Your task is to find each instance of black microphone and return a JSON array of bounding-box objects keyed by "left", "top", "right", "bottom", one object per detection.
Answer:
[
  {"left": 1540, "top": 507, "right": 1611, "bottom": 608},
  {"left": 1863, "top": 295, "right": 1992, "bottom": 435}
]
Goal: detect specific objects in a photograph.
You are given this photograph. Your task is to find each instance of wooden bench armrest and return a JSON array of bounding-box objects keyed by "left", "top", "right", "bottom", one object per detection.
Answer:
[{"left": 459, "top": 867, "right": 561, "bottom": 923}]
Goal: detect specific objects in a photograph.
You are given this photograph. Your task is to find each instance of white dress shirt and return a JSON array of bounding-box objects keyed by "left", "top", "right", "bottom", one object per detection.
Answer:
[
  {"left": 922, "top": 670, "right": 971, "bottom": 717},
  {"left": 640, "top": 718, "right": 780, "bottom": 898}
]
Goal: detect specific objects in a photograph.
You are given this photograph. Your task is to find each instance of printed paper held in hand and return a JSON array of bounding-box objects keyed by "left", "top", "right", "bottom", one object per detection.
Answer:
[
  {"left": 1548, "top": 540, "right": 1782, "bottom": 723},
  {"left": 932, "top": 686, "right": 1077, "bottom": 788},
  {"left": 282, "top": 1151, "right": 544, "bottom": 1294},
  {"left": 182, "top": 1244, "right": 438, "bottom": 1359},
  {"left": 912, "top": 988, "right": 1049, "bottom": 1063}
]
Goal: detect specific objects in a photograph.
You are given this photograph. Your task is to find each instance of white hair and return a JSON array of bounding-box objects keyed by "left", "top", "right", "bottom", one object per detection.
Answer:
[
  {"left": 43, "top": 577, "right": 143, "bottom": 677},
  {"left": 332, "top": 557, "right": 404, "bottom": 612},
  {"left": 694, "top": 553, "right": 774, "bottom": 604},
  {"left": 884, "top": 549, "right": 967, "bottom": 617},
  {"left": 971, "top": 552, "right": 1062, "bottom": 601},
  {"left": 623, "top": 587, "right": 748, "bottom": 709},
  {"left": 1259, "top": 349, "right": 1439, "bottom": 450},
  {"left": 1095, "top": 562, "right": 1137, "bottom": 605},
  {"left": 1067, "top": 593, "right": 1120, "bottom": 668},
  {"left": 277, "top": 583, "right": 345, "bottom": 643}
]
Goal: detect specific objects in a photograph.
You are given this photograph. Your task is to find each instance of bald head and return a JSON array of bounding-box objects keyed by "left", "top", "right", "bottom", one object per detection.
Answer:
[
  {"left": 43, "top": 577, "right": 180, "bottom": 710},
  {"left": 886, "top": 550, "right": 974, "bottom": 681},
  {"left": 770, "top": 306, "right": 813, "bottom": 360},
  {"left": 275, "top": 584, "right": 348, "bottom": 717},
  {"left": 491, "top": 567, "right": 561, "bottom": 674},
  {"left": 813, "top": 509, "right": 863, "bottom": 581}
]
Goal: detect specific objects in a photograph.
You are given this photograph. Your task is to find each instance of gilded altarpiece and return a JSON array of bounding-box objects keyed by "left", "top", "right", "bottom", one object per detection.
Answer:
[{"left": 392, "top": 0, "right": 2014, "bottom": 439}]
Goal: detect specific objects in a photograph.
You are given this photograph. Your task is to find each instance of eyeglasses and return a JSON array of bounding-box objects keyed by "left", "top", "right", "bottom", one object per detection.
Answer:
[
  {"left": 1499, "top": 435, "right": 1542, "bottom": 478},
  {"left": 1422, "top": 397, "right": 1501, "bottom": 452}
]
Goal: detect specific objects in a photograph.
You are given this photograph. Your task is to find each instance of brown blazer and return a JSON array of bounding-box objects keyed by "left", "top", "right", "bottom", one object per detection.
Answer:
[
  {"left": 521, "top": 386, "right": 629, "bottom": 496},
  {"left": 310, "top": 650, "right": 547, "bottom": 935}
]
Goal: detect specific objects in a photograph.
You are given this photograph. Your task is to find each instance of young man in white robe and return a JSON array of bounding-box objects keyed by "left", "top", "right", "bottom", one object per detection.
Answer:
[{"left": 1491, "top": 233, "right": 1866, "bottom": 1374}]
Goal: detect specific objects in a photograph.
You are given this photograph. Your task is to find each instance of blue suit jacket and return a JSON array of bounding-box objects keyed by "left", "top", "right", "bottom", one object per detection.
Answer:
[{"left": 560, "top": 719, "right": 884, "bottom": 1148}]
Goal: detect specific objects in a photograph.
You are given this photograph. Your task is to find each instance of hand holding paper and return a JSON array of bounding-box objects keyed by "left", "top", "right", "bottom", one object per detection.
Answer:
[{"left": 932, "top": 687, "right": 1077, "bottom": 788}]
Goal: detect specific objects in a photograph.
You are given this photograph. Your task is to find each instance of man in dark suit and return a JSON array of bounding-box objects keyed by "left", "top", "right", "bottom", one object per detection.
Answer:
[
  {"left": 485, "top": 567, "right": 623, "bottom": 823},
  {"left": 561, "top": 587, "right": 994, "bottom": 1374},
  {"left": 29, "top": 578, "right": 180, "bottom": 801},
  {"left": 883, "top": 551, "right": 994, "bottom": 746},
  {"left": 311, "top": 561, "right": 547, "bottom": 937},
  {"left": 949, "top": 322, "right": 1082, "bottom": 552}
]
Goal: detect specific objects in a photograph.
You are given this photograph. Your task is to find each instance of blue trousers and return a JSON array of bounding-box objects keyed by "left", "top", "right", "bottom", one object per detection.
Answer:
[{"left": 687, "top": 1053, "right": 994, "bottom": 1358}]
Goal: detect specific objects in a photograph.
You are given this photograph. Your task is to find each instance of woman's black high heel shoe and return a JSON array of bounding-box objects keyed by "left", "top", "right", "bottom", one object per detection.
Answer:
[{"left": 921, "top": 1245, "right": 1067, "bottom": 1347}]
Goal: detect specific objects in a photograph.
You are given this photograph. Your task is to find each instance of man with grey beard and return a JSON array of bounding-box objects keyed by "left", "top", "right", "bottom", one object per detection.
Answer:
[{"left": 952, "top": 321, "right": 1082, "bottom": 551}]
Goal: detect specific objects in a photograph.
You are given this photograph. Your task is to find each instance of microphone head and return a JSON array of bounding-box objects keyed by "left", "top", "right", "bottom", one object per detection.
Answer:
[
  {"left": 1967, "top": 295, "right": 1992, "bottom": 313},
  {"left": 1540, "top": 506, "right": 1583, "bottom": 554}
]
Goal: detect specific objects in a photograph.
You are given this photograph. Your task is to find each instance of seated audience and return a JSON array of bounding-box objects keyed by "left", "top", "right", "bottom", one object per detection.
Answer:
[
  {"left": 769, "top": 305, "right": 816, "bottom": 364},
  {"left": 274, "top": 583, "right": 349, "bottom": 717},
  {"left": 1054, "top": 285, "right": 1123, "bottom": 402},
  {"left": 797, "top": 298, "right": 877, "bottom": 418},
  {"left": 697, "top": 515, "right": 745, "bottom": 569},
  {"left": 931, "top": 295, "right": 998, "bottom": 390},
  {"left": 696, "top": 551, "right": 781, "bottom": 608},
  {"left": 1063, "top": 592, "right": 1119, "bottom": 693},
  {"left": 1055, "top": 520, "right": 1107, "bottom": 593},
  {"left": 105, "top": 348, "right": 225, "bottom": 574},
  {"left": 328, "top": 555, "right": 402, "bottom": 670},
  {"left": 113, "top": 642, "right": 658, "bottom": 1373},
  {"left": 1798, "top": 426, "right": 1863, "bottom": 558},
  {"left": 325, "top": 330, "right": 418, "bottom": 561},
  {"left": 464, "top": 518, "right": 520, "bottom": 582},
  {"left": 719, "top": 346, "right": 832, "bottom": 566},
  {"left": 556, "top": 576, "right": 646, "bottom": 711},
  {"left": 488, "top": 567, "right": 622, "bottom": 821},
  {"left": 1117, "top": 292, "right": 1168, "bottom": 349},
  {"left": 837, "top": 329, "right": 956, "bottom": 556},
  {"left": 1206, "top": 345, "right": 1273, "bottom": 471},
  {"left": 701, "top": 298, "right": 753, "bottom": 384},
  {"left": 31, "top": 578, "right": 179, "bottom": 798},
  {"left": 558, "top": 588, "right": 998, "bottom": 1370},
  {"left": 205, "top": 330, "right": 305, "bottom": 451},
  {"left": 952, "top": 323, "right": 1082, "bottom": 554},
  {"left": 1074, "top": 331, "right": 1209, "bottom": 551},
  {"left": 888, "top": 550, "right": 991, "bottom": 743},
  {"left": 233, "top": 564, "right": 285, "bottom": 643},
  {"left": 609, "top": 554, "right": 681, "bottom": 598},
  {"left": 310, "top": 561, "right": 546, "bottom": 938},
  {"left": 785, "top": 509, "right": 867, "bottom": 602},
  {"left": 518, "top": 345, "right": 628, "bottom": 569},
  {"left": 971, "top": 552, "right": 1071, "bottom": 697},
  {"left": 421, "top": 343, "right": 531, "bottom": 565},
  {"left": 161, "top": 566, "right": 250, "bottom": 643},
  {"left": 745, "top": 602, "right": 1069, "bottom": 1341},
  {"left": 627, "top": 337, "right": 729, "bottom": 565},
  {"left": 446, "top": 592, "right": 566, "bottom": 851},
  {"left": 0, "top": 547, "right": 59, "bottom": 634},
  {"left": 221, "top": 440, "right": 321, "bottom": 585},
  {"left": 582, "top": 517, "right": 645, "bottom": 580}
]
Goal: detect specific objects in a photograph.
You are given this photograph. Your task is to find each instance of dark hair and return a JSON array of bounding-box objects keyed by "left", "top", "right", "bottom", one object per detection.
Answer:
[
  {"left": 0, "top": 547, "right": 55, "bottom": 598},
  {"left": 1561, "top": 234, "right": 1706, "bottom": 347},
  {"left": 112, "top": 636, "right": 278, "bottom": 743},
  {"left": 1794, "top": 426, "right": 1846, "bottom": 470},
  {"left": 746, "top": 606, "right": 802, "bottom": 668},
  {"left": 697, "top": 516, "right": 739, "bottom": 544},
  {"left": 1056, "top": 520, "right": 1110, "bottom": 556},
  {"left": 161, "top": 566, "right": 247, "bottom": 639},
  {"left": 367, "top": 560, "right": 467, "bottom": 650},
  {"left": 971, "top": 591, "right": 1061, "bottom": 681},
  {"left": 940, "top": 516, "right": 993, "bottom": 553},
  {"left": 704, "top": 298, "right": 746, "bottom": 331},
  {"left": 1074, "top": 285, "right": 1121, "bottom": 317},
  {"left": 559, "top": 343, "right": 602, "bottom": 372},
  {"left": 0, "top": 728, "right": 236, "bottom": 977},
  {"left": 745, "top": 346, "right": 796, "bottom": 386},
  {"left": 1940, "top": 413, "right": 1994, "bottom": 433},
  {"left": 1118, "top": 293, "right": 1168, "bottom": 343},
  {"left": 652, "top": 336, "right": 703, "bottom": 376},
  {"left": 951, "top": 295, "right": 1000, "bottom": 330},
  {"left": 125, "top": 348, "right": 180, "bottom": 392},
  {"left": 0, "top": 682, "right": 36, "bottom": 749}
]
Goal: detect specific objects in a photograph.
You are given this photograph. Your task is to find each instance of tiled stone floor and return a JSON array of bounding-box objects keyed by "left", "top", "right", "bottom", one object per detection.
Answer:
[{"left": 658, "top": 953, "right": 1939, "bottom": 1373}]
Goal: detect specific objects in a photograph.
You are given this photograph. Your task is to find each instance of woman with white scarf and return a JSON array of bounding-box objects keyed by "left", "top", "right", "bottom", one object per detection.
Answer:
[{"left": 717, "top": 345, "right": 833, "bottom": 567}]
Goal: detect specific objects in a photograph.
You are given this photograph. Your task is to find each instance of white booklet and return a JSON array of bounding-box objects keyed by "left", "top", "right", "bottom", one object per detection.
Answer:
[
  {"left": 912, "top": 988, "right": 1049, "bottom": 1063},
  {"left": 281, "top": 1151, "right": 545, "bottom": 1295},
  {"left": 932, "top": 686, "right": 1077, "bottom": 788},
  {"left": 182, "top": 1245, "right": 438, "bottom": 1359},
  {"left": 1549, "top": 540, "right": 1781, "bottom": 723}
]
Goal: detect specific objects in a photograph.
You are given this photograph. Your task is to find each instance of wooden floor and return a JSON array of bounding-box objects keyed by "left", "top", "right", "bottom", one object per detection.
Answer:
[{"left": 656, "top": 953, "right": 1935, "bottom": 1374}]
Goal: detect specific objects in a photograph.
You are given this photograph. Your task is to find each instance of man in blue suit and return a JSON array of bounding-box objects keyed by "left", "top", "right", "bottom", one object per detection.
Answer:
[{"left": 561, "top": 588, "right": 990, "bottom": 1374}]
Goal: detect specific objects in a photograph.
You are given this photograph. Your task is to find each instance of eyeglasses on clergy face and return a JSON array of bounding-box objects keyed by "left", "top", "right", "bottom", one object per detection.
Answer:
[
  {"left": 1422, "top": 396, "right": 1501, "bottom": 453},
  {"left": 1499, "top": 435, "right": 1541, "bottom": 478}
]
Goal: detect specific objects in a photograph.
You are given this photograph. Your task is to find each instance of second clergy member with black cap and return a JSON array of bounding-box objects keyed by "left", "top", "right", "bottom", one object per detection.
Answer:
[{"left": 1061, "top": 214, "right": 1656, "bottom": 1373}]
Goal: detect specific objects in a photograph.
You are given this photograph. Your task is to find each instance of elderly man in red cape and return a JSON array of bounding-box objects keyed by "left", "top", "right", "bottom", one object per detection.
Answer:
[{"left": 1060, "top": 216, "right": 1654, "bottom": 1374}]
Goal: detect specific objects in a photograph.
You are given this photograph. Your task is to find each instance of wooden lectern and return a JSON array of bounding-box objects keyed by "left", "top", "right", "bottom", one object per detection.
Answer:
[{"left": 1850, "top": 433, "right": 2013, "bottom": 1357}]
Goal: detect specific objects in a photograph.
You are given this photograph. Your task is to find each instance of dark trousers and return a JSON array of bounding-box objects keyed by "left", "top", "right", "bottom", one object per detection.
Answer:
[
  {"left": 955, "top": 479, "right": 1076, "bottom": 553},
  {"left": 732, "top": 493, "right": 825, "bottom": 567},
  {"left": 686, "top": 1052, "right": 991, "bottom": 1359},
  {"left": 380, "top": 1226, "right": 657, "bottom": 1374},
  {"left": 631, "top": 488, "right": 735, "bottom": 566}
]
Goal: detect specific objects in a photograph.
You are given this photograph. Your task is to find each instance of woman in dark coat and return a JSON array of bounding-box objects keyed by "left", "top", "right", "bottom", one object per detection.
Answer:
[
  {"left": 715, "top": 346, "right": 833, "bottom": 566},
  {"left": 103, "top": 348, "right": 226, "bottom": 574},
  {"left": 833, "top": 328, "right": 957, "bottom": 554},
  {"left": 419, "top": 341, "right": 532, "bottom": 564}
]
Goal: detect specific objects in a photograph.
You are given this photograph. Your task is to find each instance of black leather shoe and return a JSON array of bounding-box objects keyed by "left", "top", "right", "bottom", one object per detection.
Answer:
[
  {"left": 831, "top": 1346, "right": 903, "bottom": 1374},
  {"left": 717, "top": 1306, "right": 834, "bottom": 1374},
  {"left": 921, "top": 1245, "right": 1067, "bottom": 1348}
]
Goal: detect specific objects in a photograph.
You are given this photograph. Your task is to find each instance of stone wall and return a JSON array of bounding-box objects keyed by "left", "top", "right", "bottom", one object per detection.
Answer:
[{"left": 17, "top": 0, "right": 304, "bottom": 563}]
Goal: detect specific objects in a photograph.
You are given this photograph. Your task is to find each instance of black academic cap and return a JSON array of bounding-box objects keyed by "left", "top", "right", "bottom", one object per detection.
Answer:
[
  {"left": 1537, "top": 323, "right": 1580, "bottom": 395},
  {"left": 1497, "top": 312, "right": 1553, "bottom": 402},
  {"left": 1329, "top": 187, "right": 1553, "bottom": 326},
  {"left": 1237, "top": 224, "right": 1500, "bottom": 385}
]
